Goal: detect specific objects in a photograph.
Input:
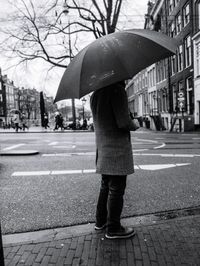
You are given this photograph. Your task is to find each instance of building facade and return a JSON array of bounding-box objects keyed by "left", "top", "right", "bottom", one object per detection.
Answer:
[
  {"left": 0, "top": 69, "right": 56, "bottom": 128},
  {"left": 127, "top": 0, "right": 196, "bottom": 132},
  {"left": 192, "top": 0, "right": 200, "bottom": 129}
]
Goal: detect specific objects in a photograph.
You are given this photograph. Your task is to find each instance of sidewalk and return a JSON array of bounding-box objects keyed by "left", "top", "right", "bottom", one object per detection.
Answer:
[
  {"left": 2, "top": 214, "right": 200, "bottom": 266},
  {"left": 0, "top": 126, "right": 94, "bottom": 134},
  {"left": 0, "top": 126, "right": 200, "bottom": 134}
]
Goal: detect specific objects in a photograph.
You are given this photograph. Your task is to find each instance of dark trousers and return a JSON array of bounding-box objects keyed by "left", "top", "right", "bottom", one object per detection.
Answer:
[{"left": 96, "top": 174, "right": 127, "bottom": 232}]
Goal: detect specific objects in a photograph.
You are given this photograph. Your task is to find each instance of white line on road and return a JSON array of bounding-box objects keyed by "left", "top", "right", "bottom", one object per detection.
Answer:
[
  {"left": 133, "top": 153, "right": 200, "bottom": 158},
  {"left": 2, "top": 144, "right": 25, "bottom": 151},
  {"left": 12, "top": 171, "right": 51, "bottom": 176},
  {"left": 48, "top": 142, "right": 58, "bottom": 146},
  {"left": 153, "top": 143, "right": 166, "bottom": 149},
  {"left": 11, "top": 163, "right": 191, "bottom": 177},
  {"left": 42, "top": 152, "right": 200, "bottom": 158},
  {"left": 42, "top": 152, "right": 95, "bottom": 156}
]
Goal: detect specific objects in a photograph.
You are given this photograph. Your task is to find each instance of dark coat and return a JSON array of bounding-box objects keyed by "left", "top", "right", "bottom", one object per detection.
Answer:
[{"left": 90, "top": 83, "right": 138, "bottom": 175}]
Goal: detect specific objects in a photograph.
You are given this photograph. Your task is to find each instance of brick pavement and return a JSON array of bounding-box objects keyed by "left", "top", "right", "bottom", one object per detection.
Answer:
[{"left": 2, "top": 214, "right": 200, "bottom": 266}]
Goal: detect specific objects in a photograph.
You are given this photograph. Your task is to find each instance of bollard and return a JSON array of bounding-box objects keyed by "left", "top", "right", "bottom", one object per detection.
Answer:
[{"left": 0, "top": 223, "right": 5, "bottom": 266}]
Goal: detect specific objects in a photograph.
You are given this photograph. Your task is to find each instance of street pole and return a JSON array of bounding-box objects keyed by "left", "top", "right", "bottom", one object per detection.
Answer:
[
  {"left": 81, "top": 97, "right": 86, "bottom": 122},
  {"left": 83, "top": 105, "right": 85, "bottom": 121},
  {"left": 63, "top": 1, "right": 76, "bottom": 129},
  {"left": 0, "top": 223, "right": 5, "bottom": 266}
]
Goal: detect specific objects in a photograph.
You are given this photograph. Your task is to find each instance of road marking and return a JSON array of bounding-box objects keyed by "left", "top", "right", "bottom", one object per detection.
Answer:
[
  {"left": 134, "top": 153, "right": 200, "bottom": 158},
  {"left": 136, "top": 163, "right": 190, "bottom": 170},
  {"left": 154, "top": 143, "right": 166, "bottom": 149},
  {"left": 2, "top": 144, "right": 25, "bottom": 151},
  {"left": 11, "top": 163, "right": 191, "bottom": 176},
  {"left": 135, "top": 138, "right": 158, "bottom": 143},
  {"left": 48, "top": 142, "right": 58, "bottom": 146},
  {"left": 42, "top": 152, "right": 200, "bottom": 158},
  {"left": 52, "top": 170, "right": 82, "bottom": 175},
  {"left": 12, "top": 171, "right": 51, "bottom": 176},
  {"left": 42, "top": 152, "right": 95, "bottom": 156}
]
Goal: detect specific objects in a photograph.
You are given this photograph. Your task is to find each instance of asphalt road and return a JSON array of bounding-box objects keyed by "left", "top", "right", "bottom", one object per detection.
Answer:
[{"left": 1, "top": 129, "right": 200, "bottom": 234}]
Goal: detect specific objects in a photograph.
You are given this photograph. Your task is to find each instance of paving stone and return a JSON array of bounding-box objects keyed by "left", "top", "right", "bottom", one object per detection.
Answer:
[
  {"left": 2, "top": 214, "right": 200, "bottom": 266},
  {"left": 64, "top": 249, "right": 75, "bottom": 265},
  {"left": 50, "top": 248, "right": 61, "bottom": 264},
  {"left": 35, "top": 247, "right": 48, "bottom": 263},
  {"left": 6, "top": 254, "right": 21, "bottom": 266},
  {"left": 25, "top": 253, "right": 37, "bottom": 266},
  {"left": 40, "top": 255, "right": 51, "bottom": 266},
  {"left": 59, "top": 243, "right": 70, "bottom": 257}
]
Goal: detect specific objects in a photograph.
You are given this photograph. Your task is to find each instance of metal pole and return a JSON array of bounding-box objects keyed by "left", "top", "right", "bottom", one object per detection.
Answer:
[
  {"left": 0, "top": 223, "right": 5, "bottom": 266},
  {"left": 68, "top": 14, "right": 76, "bottom": 129}
]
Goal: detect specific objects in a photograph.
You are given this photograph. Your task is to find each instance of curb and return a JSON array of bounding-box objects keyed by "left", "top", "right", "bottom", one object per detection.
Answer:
[{"left": 3, "top": 212, "right": 200, "bottom": 246}]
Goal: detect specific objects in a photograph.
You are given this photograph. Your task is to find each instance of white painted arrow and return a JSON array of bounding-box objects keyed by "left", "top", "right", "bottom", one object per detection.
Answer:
[{"left": 134, "top": 163, "right": 191, "bottom": 171}]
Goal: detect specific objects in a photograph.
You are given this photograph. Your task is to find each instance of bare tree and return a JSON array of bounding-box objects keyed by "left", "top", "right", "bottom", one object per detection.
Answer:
[{"left": 0, "top": 0, "right": 124, "bottom": 70}]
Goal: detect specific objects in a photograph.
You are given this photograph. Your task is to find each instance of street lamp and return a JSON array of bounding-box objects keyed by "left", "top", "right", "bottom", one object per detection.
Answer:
[{"left": 81, "top": 97, "right": 86, "bottom": 121}]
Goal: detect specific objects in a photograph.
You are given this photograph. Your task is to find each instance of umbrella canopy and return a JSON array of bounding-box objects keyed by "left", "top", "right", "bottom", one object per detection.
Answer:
[{"left": 54, "top": 29, "right": 178, "bottom": 102}]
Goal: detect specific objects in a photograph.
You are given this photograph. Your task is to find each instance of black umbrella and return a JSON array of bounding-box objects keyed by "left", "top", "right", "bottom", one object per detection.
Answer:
[{"left": 54, "top": 29, "right": 177, "bottom": 102}]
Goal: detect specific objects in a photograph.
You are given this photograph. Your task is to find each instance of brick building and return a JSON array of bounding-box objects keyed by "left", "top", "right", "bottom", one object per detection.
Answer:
[{"left": 126, "top": 0, "right": 196, "bottom": 132}]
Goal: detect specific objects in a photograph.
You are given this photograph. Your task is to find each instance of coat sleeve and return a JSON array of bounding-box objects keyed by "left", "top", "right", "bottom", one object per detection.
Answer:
[{"left": 111, "top": 86, "right": 139, "bottom": 131}]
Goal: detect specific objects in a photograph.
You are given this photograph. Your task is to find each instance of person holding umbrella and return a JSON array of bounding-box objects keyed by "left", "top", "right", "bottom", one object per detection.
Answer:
[
  {"left": 90, "top": 81, "right": 139, "bottom": 239},
  {"left": 54, "top": 29, "right": 177, "bottom": 239}
]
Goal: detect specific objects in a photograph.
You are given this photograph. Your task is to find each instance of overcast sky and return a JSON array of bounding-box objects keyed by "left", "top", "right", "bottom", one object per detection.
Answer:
[{"left": 0, "top": 0, "right": 148, "bottom": 105}]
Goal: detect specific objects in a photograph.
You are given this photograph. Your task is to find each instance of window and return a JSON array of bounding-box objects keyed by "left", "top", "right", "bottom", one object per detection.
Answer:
[
  {"left": 196, "top": 1, "right": 200, "bottom": 30},
  {"left": 178, "top": 80, "right": 184, "bottom": 93},
  {"left": 184, "top": 35, "right": 191, "bottom": 68},
  {"left": 177, "top": 45, "right": 183, "bottom": 72},
  {"left": 195, "top": 42, "right": 200, "bottom": 76},
  {"left": 170, "top": 21, "right": 176, "bottom": 37},
  {"left": 174, "top": 0, "right": 179, "bottom": 7},
  {"left": 171, "top": 55, "right": 176, "bottom": 75},
  {"left": 175, "top": 13, "right": 182, "bottom": 34},
  {"left": 186, "top": 77, "right": 194, "bottom": 114},
  {"left": 169, "top": 0, "right": 173, "bottom": 14},
  {"left": 0, "top": 94, "right": 2, "bottom": 102},
  {"left": 172, "top": 84, "right": 177, "bottom": 112},
  {"left": 183, "top": 3, "right": 190, "bottom": 27}
]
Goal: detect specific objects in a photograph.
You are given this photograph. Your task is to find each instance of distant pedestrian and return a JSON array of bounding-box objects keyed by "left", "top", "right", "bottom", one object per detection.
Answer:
[
  {"left": 58, "top": 113, "right": 64, "bottom": 130},
  {"left": 44, "top": 113, "right": 50, "bottom": 129},
  {"left": 13, "top": 111, "right": 22, "bottom": 132},
  {"left": 54, "top": 112, "right": 64, "bottom": 130},
  {"left": 90, "top": 81, "right": 139, "bottom": 239},
  {"left": 81, "top": 119, "right": 88, "bottom": 130},
  {"left": 21, "top": 114, "right": 28, "bottom": 131}
]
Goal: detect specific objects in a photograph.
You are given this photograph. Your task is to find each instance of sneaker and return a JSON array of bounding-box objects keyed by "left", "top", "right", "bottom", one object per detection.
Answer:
[
  {"left": 94, "top": 223, "right": 107, "bottom": 230},
  {"left": 105, "top": 226, "right": 135, "bottom": 239}
]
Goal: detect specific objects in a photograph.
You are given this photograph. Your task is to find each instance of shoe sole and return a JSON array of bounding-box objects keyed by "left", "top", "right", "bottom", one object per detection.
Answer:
[
  {"left": 94, "top": 225, "right": 106, "bottom": 230},
  {"left": 105, "top": 231, "right": 135, "bottom": 239}
]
